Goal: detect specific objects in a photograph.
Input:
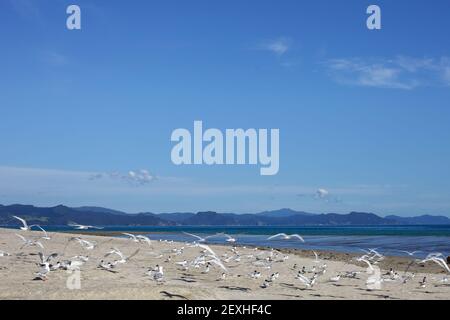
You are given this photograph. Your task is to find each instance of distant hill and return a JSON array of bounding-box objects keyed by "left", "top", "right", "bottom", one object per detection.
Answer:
[
  {"left": 0, "top": 204, "right": 172, "bottom": 226},
  {"left": 256, "top": 208, "right": 313, "bottom": 218},
  {"left": 0, "top": 204, "right": 449, "bottom": 227},
  {"left": 385, "top": 214, "right": 450, "bottom": 225},
  {"left": 72, "top": 206, "right": 127, "bottom": 216}
]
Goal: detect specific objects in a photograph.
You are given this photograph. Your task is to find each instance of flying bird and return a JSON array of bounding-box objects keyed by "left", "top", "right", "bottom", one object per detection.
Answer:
[
  {"left": 68, "top": 222, "right": 103, "bottom": 230},
  {"left": 267, "top": 233, "right": 305, "bottom": 242}
]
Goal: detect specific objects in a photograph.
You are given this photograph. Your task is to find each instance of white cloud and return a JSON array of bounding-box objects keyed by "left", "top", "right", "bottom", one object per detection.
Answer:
[
  {"left": 315, "top": 188, "right": 329, "bottom": 199},
  {"left": 324, "top": 56, "right": 450, "bottom": 89},
  {"left": 89, "top": 169, "right": 156, "bottom": 186},
  {"left": 259, "top": 37, "right": 291, "bottom": 56},
  {"left": 42, "top": 51, "right": 69, "bottom": 67}
]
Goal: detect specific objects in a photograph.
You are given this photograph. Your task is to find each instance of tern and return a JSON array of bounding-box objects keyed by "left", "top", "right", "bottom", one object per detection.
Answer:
[
  {"left": 12, "top": 216, "right": 36, "bottom": 231},
  {"left": 267, "top": 233, "right": 305, "bottom": 242},
  {"left": 330, "top": 275, "right": 341, "bottom": 282},
  {"left": 38, "top": 252, "right": 58, "bottom": 265},
  {"left": 34, "top": 263, "right": 50, "bottom": 281},
  {"left": 220, "top": 233, "right": 237, "bottom": 243},
  {"left": 296, "top": 274, "right": 318, "bottom": 288},
  {"left": 183, "top": 232, "right": 212, "bottom": 243},
  {"left": 68, "top": 222, "right": 103, "bottom": 230},
  {"left": 105, "top": 248, "right": 140, "bottom": 264},
  {"left": 147, "top": 265, "right": 164, "bottom": 283},
  {"left": 16, "top": 234, "right": 44, "bottom": 249},
  {"left": 420, "top": 256, "right": 450, "bottom": 274},
  {"left": 356, "top": 257, "right": 374, "bottom": 272},
  {"left": 397, "top": 250, "right": 422, "bottom": 256},
  {"left": 34, "top": 225, "right": 51, "bottom": 240},
  {"left": 98, "top": 260, "right": 118, "bottom": 273},
  {"left": 69, "top": 237, "right": 96, "bottom": 250},
  {"left": 0, "top": 250, "right": 11, "bottom": 257}
]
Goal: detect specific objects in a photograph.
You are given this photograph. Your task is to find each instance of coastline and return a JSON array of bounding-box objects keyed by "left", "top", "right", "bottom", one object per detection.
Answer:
[{"left": 0, "top": 227, "right": 449, "bottom": 300}]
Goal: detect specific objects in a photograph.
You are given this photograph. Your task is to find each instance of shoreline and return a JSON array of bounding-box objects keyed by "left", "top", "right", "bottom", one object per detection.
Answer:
[
  {"left": 57, "top": 229, "right": 448, "bottom": 274},
  {"left": 0, "top": 227, "right": 449, "bottom": 300}
]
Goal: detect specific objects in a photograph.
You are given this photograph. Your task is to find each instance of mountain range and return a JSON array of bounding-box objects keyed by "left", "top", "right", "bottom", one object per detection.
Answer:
[{"left": 0, "top": 204, "right": 449, "bottom": 227}]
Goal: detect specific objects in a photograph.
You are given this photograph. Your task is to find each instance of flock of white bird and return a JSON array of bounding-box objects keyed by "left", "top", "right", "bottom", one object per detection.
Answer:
[{"left": 1, "top": 216, "right": 450, "bottom": 295}]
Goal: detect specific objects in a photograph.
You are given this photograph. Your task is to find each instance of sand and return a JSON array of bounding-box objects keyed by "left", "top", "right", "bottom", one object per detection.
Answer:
[{"left": 0, "top": 227, "right": 449, "bottom": 300}]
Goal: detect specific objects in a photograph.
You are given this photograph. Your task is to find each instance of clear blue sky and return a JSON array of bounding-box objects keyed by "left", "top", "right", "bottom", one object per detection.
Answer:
[{"left": 1, "top": 0, "right": 450, "bottom": 216}]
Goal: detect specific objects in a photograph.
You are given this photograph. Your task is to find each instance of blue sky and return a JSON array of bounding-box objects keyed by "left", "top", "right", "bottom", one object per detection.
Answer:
[{"left": 1, "top": 0, "right": 450, "bottom": 215}]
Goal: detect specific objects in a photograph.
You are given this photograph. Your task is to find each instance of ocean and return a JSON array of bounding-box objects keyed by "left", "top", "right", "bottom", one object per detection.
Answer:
[{"left": 4, "top": 224, "right": 449, "bottom": 258}]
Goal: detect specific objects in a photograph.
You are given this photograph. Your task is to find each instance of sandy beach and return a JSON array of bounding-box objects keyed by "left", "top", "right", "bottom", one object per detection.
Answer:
[{"left": 0, "top": 227, "right": 449, "bottom": 300}]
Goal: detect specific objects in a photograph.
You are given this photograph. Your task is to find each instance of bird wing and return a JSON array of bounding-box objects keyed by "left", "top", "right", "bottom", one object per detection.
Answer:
[
  {"left": 47, "top": 253, "right": 58, "bottom": 262},
  {"left": 67, "top": 222, "right": 81, "bottom": 227},
  {"left": 268, "top": 233, "right": 285, "bottom": 240},
  {"left": 291, "top": 234, "right": 305, "bottom": 242},
  {"left": 198, "top": 244, "right": 218, "bottom": 258},
  {"left": 34, "top": 225, "right": 49, "bottom": 238},
  {"left": 431, "top": 258, "right": 450, "bottom": 273},
  {"left": 136, "top": 235, "right": 151, "bottom": 245},
  {"left": 297, "top": 274, "right": 310, "bottom": 284},
  {"left": 15, "top": 234, "right": 27, "bottom": 242},
  {"left": 122, "top": 233, "right": 137, "bottom": 240},
  {"left": 183, "top": 232, "right": 203, "bottom": 241},
  {"left": 13, "top": 216, "right": 27, "bottom": 228},
  {"left": 313, "top": 251, "right": 319, "bottom": 260},
  {"left": 207, "top": 258, "right": 227, "bottom": 272},
  {"left": 125, "top": 249, "right": 140, "bottom": 261}
]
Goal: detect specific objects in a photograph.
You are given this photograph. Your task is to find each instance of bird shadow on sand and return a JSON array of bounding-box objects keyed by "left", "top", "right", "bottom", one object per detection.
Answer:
[
  {"left": 218, "top": 286, "right": 251, "bottom": 292},
  {"left": 360, "top": 293, "right": 400, "bottom": 300},
  {"left": 175, "top": 278, "right": 197, "bottom": 283},
  {"left": 309, "top": 293, "right": 347, "bottom": 299},
  {"left": 279, "top": 283, "right": 311, "bottom": 291},
  {"left": 160, "top": 291, "right": 189, "bottom": 300},
  {"left": 330, "top": 283, "right": 359, "bottom": 288}
]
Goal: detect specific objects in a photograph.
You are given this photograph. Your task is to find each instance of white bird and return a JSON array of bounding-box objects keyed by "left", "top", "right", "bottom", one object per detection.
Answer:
[
  {"left": 147, "top": 265, "right": 164, "bottom": 283},
  {"left": 16, "top": 234, "right": 44, "bottom": 249},
  {"left": 330, "top": 274, "right": 341, "bottom": 282},
  {"left": 313, "top": 251, "right": 321, "bottom": 264},
  {"left": 221, "top": 233, "right": 237, "bottom": 243},
  {"left": 38, "top": 252, "right": 58, "bottom": 265},
  {"left": 68, "top": 222, "right": 103, "bottom": 230},
  {"left": 211, "top": 233, "right": 237, "bottom": 243},
  {"left": 420, "top": 256, "right": 450, "bottom": 274},
  {"left": 267, "top": 233, "right": 305, "bottom": 242},
  {"left": 296, "top": 274, "right": 317, "bottom": 288},
  {"left": 0, "top": 250, "right": 11, "bottom": 257},
  {"left": 136, "top": 235, "right": 152, "bottom": 246},
  {"left": 98, "top": 260, "right": 118, "bottom": 273},
  {"left": 250, "top": 270, "right": 262, "bottom": 279},
  {"left": 183, "top": 232, "right": 212, "bottom": 243},
  {"left": 105, "top": 248, "right": 140, "bottom": 265},
  {"left": 34, "top": 225, "right": 51, "bottom": 240},
  {"left": 12, "top": 216, "right": 35, "bottom": 231},
  {"left": 122, "top": 233, "right": 138, "bottom": 242},
  {"left": 70, "top": 237, "right": 96, "bottom": 250},
  {"left": 356, "top": 257, "right": 374, "bottom": 272},
  {"left": 34, "top": 263, "right": 50, "bottom": 281},
  {"left": 398, "top": 250, "right": 422, "bottom": 256}
]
